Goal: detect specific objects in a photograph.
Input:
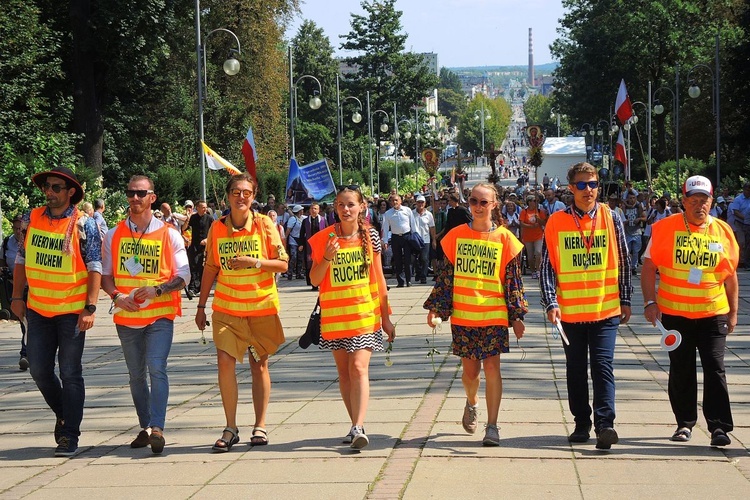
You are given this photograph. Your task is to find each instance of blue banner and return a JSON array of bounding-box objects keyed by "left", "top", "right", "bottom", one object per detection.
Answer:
[{"left": 285, "top": 158, "right": 336, "bottom": 205}]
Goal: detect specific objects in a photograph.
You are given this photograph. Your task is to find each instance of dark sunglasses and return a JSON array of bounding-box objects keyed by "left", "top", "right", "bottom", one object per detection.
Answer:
[
  {"left": 468, "top": 197, "right": 493, "bottom": 207},
  {"left": 338, "top": 184, "right": 360, "bottom": 192},
  {"left": 573, "top": 181, "right": 599, "bottom": 191},
  {"left": 125, "top": 189, "right": 155, "bottom": 198},
  {"left": 43, "top": 182, "right": 68, "bottom": 193}
]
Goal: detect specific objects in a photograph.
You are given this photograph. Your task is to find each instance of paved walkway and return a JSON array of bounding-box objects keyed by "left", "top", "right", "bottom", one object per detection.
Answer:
[{"left": 1, "top": 268, "right": 749, "bottom": 499}]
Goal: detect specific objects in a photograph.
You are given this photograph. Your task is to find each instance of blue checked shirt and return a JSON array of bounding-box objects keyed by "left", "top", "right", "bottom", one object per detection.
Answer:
[{"left": 540, "top": 203, "right": 632, "bottom": 313}]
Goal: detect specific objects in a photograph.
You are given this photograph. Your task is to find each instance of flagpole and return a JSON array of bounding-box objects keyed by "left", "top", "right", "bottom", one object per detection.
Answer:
[{"left": 647, "top": 80, "right": 652, "bottom": 188}]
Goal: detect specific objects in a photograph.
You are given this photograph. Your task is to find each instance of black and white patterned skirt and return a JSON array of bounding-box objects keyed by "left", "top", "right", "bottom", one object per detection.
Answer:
[{"left": 319, "top": 330, "right": 385, "bottom": 353}]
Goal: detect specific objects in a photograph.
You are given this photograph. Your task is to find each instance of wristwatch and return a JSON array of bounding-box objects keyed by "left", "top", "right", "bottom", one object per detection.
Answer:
[
  {"left": 155, "top": 286, "right": 163, "bottom": 297},
  {"left": 84, "top": 304, "right": 97, "bottom": 313},
  {"left": 254, "top": 259, "right": 262, "bottom": 269}
]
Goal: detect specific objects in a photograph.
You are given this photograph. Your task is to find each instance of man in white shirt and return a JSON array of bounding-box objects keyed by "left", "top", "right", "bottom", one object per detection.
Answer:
[
  {"left": 727, "top": 182, "right": 750, "bottom": 268},
  {"left": 285, "top": 205, "right": 305, "bottom": 279},
  {"left": 382, "top": 194, "right": 417, "bottom": 287},
  {"left": 542, "top": 189, "right": 566, "bottom": 215},
  {"left": 412, "top": 195, "right": 436, "bottom": 284}
]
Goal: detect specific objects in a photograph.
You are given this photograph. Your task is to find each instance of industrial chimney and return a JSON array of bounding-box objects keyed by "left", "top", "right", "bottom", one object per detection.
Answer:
[{"left": 528, "top": 28, "right": 534, "bottom": 85}]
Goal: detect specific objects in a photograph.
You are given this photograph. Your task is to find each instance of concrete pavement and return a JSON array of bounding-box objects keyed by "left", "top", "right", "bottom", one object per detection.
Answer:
[{"left": 1, "top": 268, "right": 749, "bottom": 499}]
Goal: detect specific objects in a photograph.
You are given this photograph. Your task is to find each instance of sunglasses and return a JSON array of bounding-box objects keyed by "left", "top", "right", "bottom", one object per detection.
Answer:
[
  {"left": 338, "top": 184, "right": 360, "bottom": 192},
  {"left": 573, "top": 181, "right": 599, "bottom": 190},
  {"left": 229, "top": 188, "right": 254, "bottom": 198},
  {"left": 43, "top": 182, "right": 68, "bottom": 193},
  {"left": 468, "top": 197, "right": 493, "bottom": 207},
  {"left": 125, "top": 189, "right": 155, "bottom": 198}
]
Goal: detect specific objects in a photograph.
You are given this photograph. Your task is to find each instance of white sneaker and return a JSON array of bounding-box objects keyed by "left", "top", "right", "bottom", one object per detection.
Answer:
[{"left": 350, "top": 425, "right": 369, "bottom": 449}]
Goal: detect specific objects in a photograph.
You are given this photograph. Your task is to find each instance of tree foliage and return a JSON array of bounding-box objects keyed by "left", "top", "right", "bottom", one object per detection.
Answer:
[
  {"left": 438, "top": 88, "right": 467, "bottom": 127},
  {"left": 550, "top": 0, "right": 744, "bottom": 184},
  {"left": 457, "top": 95, "right": 512, "bottom": 154},
  {"left": 439, "top": 67, "right": 462, "bottom": 93},
  {"left": 340, "top": 0, "right": 439, "bottom": 120}
]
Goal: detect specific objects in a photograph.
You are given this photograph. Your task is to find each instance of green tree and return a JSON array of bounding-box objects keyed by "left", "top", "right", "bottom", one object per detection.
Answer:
[
  {"left": 438, "top": 88, "right": 467, "bottom": 127},
  {"left": 550, "top": 0, "right": 740, "bottom": 181},
  {"left": 523, "top": 94, "right": 556, "bottom": 133},
  {"left": 340, "top": 0, "right": 439, "bottom": 120},
  {"left": 457, "top": 95, "right": 511, "bottom": 155},
  {"left": 439, "top": 67, "right": 462, "bottom": 93},
  {"left": 291, "top": 20, "right": 341, "bottom": 165}
]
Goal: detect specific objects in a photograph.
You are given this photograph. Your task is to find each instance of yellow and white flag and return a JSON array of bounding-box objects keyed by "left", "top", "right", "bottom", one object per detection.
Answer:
[{"left": 202, "top": 141, "right": 241, "bottom": 175}]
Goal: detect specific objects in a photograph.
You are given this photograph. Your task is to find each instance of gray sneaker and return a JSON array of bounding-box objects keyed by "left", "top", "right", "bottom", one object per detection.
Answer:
[
  {"left": 482, "top": 424, "right": 500, "bottom": 446},
  {"left": 462, "top": 401, "right": 479, "bottom": 434},
  {"left": 342, "top": 428, "right": 354, "bottom": 444}
]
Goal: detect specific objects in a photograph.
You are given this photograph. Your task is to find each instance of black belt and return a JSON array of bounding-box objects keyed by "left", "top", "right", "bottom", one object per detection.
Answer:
[{"left": 392, "top": 231, "right": 411, "bottom": 237}]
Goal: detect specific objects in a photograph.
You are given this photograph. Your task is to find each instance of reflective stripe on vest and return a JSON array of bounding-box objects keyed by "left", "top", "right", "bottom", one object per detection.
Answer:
[
  {"left": 111, "top": 220, "right": 181, "bottom": 327},
  {"left": 441, "top": 224, "right": 523, "bottom": 327},
  {"left": 545, "top": 205, "right": 621, "bottom": 323},
  {"left": 25, "top": 207, "right": 88, "bottom": 317},
  {"left": 649, "top": 214, "right": 738, "bottom": 318},
  {"left": 311, "top": 230, "right": 380, "bottom": 340},
  {"left": 211, "top": 217, "right": 279, "bottom": 317}
]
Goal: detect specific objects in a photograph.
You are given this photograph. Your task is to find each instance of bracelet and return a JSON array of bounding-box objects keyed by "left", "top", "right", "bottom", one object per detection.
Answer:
[
  {"left": 10, "top": 297, "right": 23, "bottom": 302},
  {"left": 323, "top": 256, "right": 332, "bottom": 262},
  {"left": 644, "top": 300, "right": 657, "bottom": 309},
  {"left": 197, "top": 305, "right": 206, "bottom": 309},
  {"left": 112, "top": 293, "right": 122, "bottom": 303},
  {"left": 110, "top": 290, "right": 121, "bottom": 300}
]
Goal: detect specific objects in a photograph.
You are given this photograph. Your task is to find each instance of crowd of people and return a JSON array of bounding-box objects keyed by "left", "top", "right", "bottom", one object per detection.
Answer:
[{"left": 0, "top": 162, "right": 743, "bottom": 457}]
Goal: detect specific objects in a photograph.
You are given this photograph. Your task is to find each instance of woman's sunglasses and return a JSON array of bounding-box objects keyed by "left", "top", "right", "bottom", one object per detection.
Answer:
[
  {"left": 468, "top": 197, "right": 493, "bottom": 207},
  {"left": 338, "top": 184, "right": 360, "bottom": 192}
]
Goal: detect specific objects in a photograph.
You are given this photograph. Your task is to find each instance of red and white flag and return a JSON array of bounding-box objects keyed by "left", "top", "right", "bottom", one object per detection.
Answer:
[
  {"left": 614, "top": 129, "right": 628, "bottom": 172},
  {"left": 615, "top": 79, "right": 633, "bottom": 125},
  {"left": 241, "top": 126, "right": 258, "bottom": 182}
]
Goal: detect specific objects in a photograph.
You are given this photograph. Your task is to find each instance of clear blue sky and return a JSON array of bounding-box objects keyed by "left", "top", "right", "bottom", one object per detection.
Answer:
[{"left": 286, "top": 0, "right": 566, "bottom": 68}]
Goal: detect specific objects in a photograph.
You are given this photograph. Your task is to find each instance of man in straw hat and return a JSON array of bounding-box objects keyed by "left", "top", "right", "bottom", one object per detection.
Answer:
[{"left": 11, "top": 166, "right": 102, "bottom": 457}]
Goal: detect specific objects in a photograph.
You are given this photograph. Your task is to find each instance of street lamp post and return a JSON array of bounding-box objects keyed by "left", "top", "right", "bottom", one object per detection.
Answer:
[
  {"left": 394, "top": 117, "right": 413, "bottom": 193},
  {"left": 335, "top": 74, "right": 362, "bottom": 185},
  {"left": 288, "top": 46, "right": 322, "bottom": 160},
  {"left": 580, "top": 123, "right": 593, "bottom": 162},
  {"left": 653, "top": 66, "right": 680, "bottom": 194},
  {"left": 551, "top": 110, "right": 561, "bottom": 137},
  {"left": 687, "top": 33, "right": 721, "bottom": 189},
  {"left": 371, "top": 108, "right": 389, "bottom": 194},
  {"left": 474, "top": 101, "right": 491, "bottom": 156},
  {"left": 195, "top": 0, "right": 242, "bottom": 201}
]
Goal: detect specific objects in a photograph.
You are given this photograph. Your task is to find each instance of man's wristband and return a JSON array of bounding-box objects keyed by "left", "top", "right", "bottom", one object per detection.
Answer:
[
  {"left": 644, "top": 300, "right": 657, "bottom": 309},
  {"left": 10, "top": 297, "right": 24, "bottom": 302},
  {"left": 197, "top": 305, "right": 206, "bottom": 309}
]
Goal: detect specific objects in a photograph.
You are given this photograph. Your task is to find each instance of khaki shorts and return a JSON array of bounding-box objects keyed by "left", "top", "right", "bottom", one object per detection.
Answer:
[{"left": 212, "top": 310, "right": 285, "bottom": 363}]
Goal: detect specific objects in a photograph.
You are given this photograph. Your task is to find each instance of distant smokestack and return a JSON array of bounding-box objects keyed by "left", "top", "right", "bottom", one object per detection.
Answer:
[{"left": 528, "top": 28, "right": 534, "bottom": 85}]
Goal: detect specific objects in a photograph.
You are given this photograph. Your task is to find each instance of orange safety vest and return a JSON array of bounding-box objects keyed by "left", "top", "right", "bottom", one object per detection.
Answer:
[
  {"left": 25, "top": 206, "right": 88, "bottom": 317},
  {"left": 110, "top": 220, "right": 181, "bottom": 327},
  {"left": 211, "top": 215, "right": 280, "bottom": 317},
  {"left": 545, "top": 204, "right": 621, "bottom": 323},
  {"left": 309, "top": 228, "right": 381, "bottom": 340},
  {"left": 441, "top": 224, "right": 523, "bottom": 327},
  {"left": 649, "top": 214, "right": 738, "bottom": 318}
]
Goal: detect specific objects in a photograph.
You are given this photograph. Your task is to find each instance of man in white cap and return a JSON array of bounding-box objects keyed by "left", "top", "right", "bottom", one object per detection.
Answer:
[
  {"left": 641, "top": 175, "right": 739, "bottom": 447},
  {"left": 285, "top": 205, "right": 305, "bottom": 279},
  {"left": 412, "top": 195, "right": 435, "bottom": 284}
]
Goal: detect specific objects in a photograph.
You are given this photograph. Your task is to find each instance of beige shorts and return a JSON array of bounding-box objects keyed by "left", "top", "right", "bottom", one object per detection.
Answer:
[{"left": 212, "top": 310, "right": 285, "bottom": 363}]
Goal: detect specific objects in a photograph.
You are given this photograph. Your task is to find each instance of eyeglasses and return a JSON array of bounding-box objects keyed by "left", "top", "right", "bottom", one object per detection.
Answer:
[
  {"left": 229, "top": 188, "right": 254, "bottom": 198},
  {"left": 125, "top": 189, "right": 154, "bottom": 198},
  {"left": 573, "top": 181, "right": 599, "bottom": 191},
  {"left": 43, "top": 182, "right": 68, "bottom": 193},
  {"left": 468, "top": 197, "right": 493, "bottom": 207},
  {"left": 337, "top": 184, "right": 360, "bottom": 192}
]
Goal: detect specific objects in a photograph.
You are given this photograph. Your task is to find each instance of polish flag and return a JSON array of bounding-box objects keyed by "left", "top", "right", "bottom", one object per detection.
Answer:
[
  {"left": 241, "top": 126, "right": 258, "bottom": 182},
  {"left": 615, "top": 79, "right": 634, "bottom": 125},
  {"left": 614, "top": 130, "right": 628, "bottom": 173}
]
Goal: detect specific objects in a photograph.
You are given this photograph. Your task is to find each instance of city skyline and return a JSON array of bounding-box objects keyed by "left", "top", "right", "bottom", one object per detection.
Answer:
[{"left": 286, "top": 0, "right": 566, "bottom": 68}]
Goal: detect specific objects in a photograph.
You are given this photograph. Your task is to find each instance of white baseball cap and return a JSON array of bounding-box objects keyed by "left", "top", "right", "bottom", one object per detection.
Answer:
[
  {"left": 292, "top": 204, "right": 303, "bottom": 213},
  {"left": 416, "top": 195, "right": 426, "bottom": 202},
  {"left": 683, "top": 175, "right": 713, "bottom": 197},
  {"left": 184, "top": 200, "right": 194, "bottom": 207}
]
